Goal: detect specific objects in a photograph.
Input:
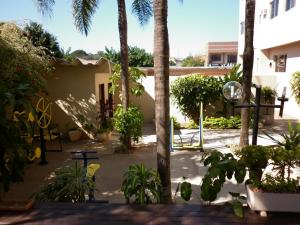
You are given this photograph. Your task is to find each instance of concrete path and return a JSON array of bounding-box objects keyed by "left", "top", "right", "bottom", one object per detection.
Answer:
[{"left": 1, "top": 119, "right": 298, "bottom": 205}]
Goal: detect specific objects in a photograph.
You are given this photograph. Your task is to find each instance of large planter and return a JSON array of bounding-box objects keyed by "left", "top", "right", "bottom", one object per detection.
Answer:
[
  {"left": 246, "top": 185, "right": 300, "bottom": 213},
  {"left": 68, "top": 130, "right": 82, "bottom": 142}
]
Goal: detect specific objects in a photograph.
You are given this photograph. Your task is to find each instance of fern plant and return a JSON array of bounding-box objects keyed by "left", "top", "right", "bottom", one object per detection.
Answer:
[{"left": 121, "top": 164, "right": 162, "bottom": 204}]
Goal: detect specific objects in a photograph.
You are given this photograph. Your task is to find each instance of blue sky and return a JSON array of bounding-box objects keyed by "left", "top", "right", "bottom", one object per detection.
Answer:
[{"left": 0, "top": 0, "right": 239, "bottom": 58}]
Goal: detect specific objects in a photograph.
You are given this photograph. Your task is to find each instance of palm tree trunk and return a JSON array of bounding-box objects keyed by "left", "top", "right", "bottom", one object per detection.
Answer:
[
  {"left": 117, "top": 0, "right": 131, "bottom": 149},
  {"left": 240, "top": 0, "right": 255, "bottom": 147},
  {"left": 153, "top": 0, "right": 172, "bottom": 203},
  {"left": 117, "top": 0, "right": 130, "bottom": 110}
]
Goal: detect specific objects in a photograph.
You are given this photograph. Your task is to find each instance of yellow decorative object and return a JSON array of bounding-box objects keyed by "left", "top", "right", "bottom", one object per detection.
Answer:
[
  {"left": 36, "top": 97, "right": 52, "bottom": 129},
  {"left": 28, "top": 112, "right": 35, "bottom": 122},
  {"left": 87, "top": 163, "right": 101, "bottom": 178},
  {"left": 34, "top": 147, "right": 41, "bottom": 159},
  {"left": 13, "top": 111, "right": 25, "bottom": 122},
  {"left": 27, "top": 147, "right": 41, "bottom": 162}
]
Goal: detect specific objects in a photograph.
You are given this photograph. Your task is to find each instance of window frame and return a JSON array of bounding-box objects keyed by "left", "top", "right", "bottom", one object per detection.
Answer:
[
  {"left": 270, "top": 0, "right": 279, "bottom": 18},
  {"left": 274, "top": 54, "right": 287, "bottom": 72},
  {"left": 286, "top": 0, "right": 296, "bottom": 11},
  {"left": 210, "top": 54, "right": 221, "bottom": 62}
]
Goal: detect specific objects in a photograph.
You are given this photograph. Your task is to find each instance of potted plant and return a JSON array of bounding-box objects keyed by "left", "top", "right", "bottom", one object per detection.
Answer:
[
  {"left": 246, "top": 123, "right": 300, "bottom": 214},
  {"left": 68, "top": 127, "right": 82, "bottom": 142},
  {"left": 261, "top": 86, "right": 276, "bottom": 125},
  {"left": 200, "top": 123, "right": 300, "bottom": 216}
]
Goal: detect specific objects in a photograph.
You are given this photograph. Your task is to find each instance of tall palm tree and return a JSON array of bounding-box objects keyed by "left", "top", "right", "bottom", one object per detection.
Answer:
[
  {"left": 35, "top": 0, "right": 152, "bottom": 110},
  {"left": 240, "top": 0, "right": 256, "bottom": 147},
  {"left": 153, "top": 0, "right": 172, "bottom": 203}
]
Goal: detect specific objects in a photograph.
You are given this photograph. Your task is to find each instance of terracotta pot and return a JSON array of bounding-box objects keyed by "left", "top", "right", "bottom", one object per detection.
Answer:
[
  {"left": 246, "top": 185, "right": 300, "bottom": 213},
  {"left": 68, "top": 130, "right": 82, "bottom": 142},
  {"left": 96, "top": 132, "right": 108, "bottom": 142}
]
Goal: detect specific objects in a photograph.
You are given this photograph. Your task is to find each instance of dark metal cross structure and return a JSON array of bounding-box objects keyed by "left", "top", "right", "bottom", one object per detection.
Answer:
[{"left": 235, "top": 84, "right": 288, "bottom": 145}]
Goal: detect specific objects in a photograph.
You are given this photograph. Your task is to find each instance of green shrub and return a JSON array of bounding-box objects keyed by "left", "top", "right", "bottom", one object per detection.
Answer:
[
  {"left": 0, "top": 23, "right": 52, "bottom": 192},
  {"left": 121, "top": 164, "right": 161, "bottom": 204},
  {"left": 203, "top": 116, "right": 241, "bottom": 129},
  {"left": 171, "top": 75, "right": 222, "bottom": 122},
  {"left": 291, "top": 71, "right": 300, "bottom": 106},
  {"left": 35, "top": 163, "right": 89, "bottom": 203},
  {"left": 261, "top": 86, "right": 276, "bottom": 104},
  {"left": 113, "top": 105, "right": 143, "bottom": 149}
]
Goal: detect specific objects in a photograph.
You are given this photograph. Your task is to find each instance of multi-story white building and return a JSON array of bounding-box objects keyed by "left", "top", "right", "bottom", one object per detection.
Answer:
[{"left": 238, "top": 0, "right": 300, "bottom": 120}]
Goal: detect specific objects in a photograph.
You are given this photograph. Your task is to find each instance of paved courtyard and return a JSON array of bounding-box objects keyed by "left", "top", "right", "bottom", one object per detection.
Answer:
[{"left": 1, "top": 119, "right": 299, "bottom": 205}]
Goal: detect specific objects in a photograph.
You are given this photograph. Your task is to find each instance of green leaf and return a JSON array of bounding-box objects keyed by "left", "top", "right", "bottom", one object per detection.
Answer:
[
  {"left": 231, "top": 201, "right": 244, "bottom": 218},
  {"left": 180, "top": 181, "right": 192, "bottom": 201}
]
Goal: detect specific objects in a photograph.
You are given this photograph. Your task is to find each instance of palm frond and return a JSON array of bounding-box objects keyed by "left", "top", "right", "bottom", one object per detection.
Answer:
[
  {"left": 34, "top": 0, "right": 55, "bottom": 16},
  {"left": 131, "top": 0, "right": 153, "bottom": 26},
  {"left": 72, "top": 0, "right": 99, "bottom": 36}
]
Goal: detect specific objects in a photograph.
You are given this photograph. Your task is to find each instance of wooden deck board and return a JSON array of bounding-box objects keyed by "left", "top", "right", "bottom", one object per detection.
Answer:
[{"left": 1, "top": 203, "right": 300, "bottom": 225}]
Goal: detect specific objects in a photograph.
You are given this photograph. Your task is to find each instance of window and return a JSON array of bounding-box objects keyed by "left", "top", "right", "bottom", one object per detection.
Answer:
[
  {"left": 270, "top": 0, "right": 279, "bottom": 18},
  {"left": 210, "top": 54, "right": 221, "bottom": 62},
  {"left": 274, "top": 54, "right": 287, "bottom": 72},
  {"left": 286, "top": 0, "right": 296, "bottom": 11},
  {"left": 240, "top": 22, "right": 245, "bottom": 35},
  {"left": 227, "top": 54, "right": 237, "bottom": 63}
]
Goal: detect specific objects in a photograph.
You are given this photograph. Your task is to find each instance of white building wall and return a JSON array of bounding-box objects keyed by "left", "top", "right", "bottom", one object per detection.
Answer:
[
  {"left": 238, "top": 0, "right": 300, "bottom": 120},
  {"left": 141, "top": 76, "right": 188, "bottom": 124}
]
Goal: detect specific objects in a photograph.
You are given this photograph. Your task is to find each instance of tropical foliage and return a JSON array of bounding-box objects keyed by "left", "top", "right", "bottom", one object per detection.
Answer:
[
  {"left": 109, "top": 64, "right": 146, "bottom": 97},
  {"left": 121, "top": 164, "right": 161, "bottom": 204},
  {"left": 0, "top": 22, "right": 52, "bottom": 191},
  {"left": 291, "top": 71, "right": 300, "bottom": 106},
  {"left": 35, "top": 163, "right": 90, "bottom": 203},
  {"left": 24, "top": 22, "right": 64, "bottom": 58}
]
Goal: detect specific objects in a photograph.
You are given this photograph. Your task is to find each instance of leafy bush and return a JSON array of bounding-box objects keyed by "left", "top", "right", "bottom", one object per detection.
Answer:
[
  {"left": 113, "top": 105, "right": 143, "bottom": 149},
  {"left": 0, "top": 23, "right": 51, "bottom": 191},
  {"left": 254, "top": 174, "right": 299, "bottom": 193},
  {"left": 235, "top": 145, "right": 271, "bottom": 183},
  {"left": 203, "top": 116, "right": 241, "bottom": 129},
  {"left": 121, "top": 164, "right": 161, "bottom": 204},
  {"left": 261, "top": 86, "right": 276, "bottom": 104},
  {"left": 291, "top": 71, "right": 300, "bottom": 106},
  {"left": 35, "top": 163, "right": 90, "bottom": 203},
  {"left": 171, "top": 75, "right": 222, "bottom": 122},
  {"left": 200, "top": 151, "right": 246, "bottom": 202}
]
